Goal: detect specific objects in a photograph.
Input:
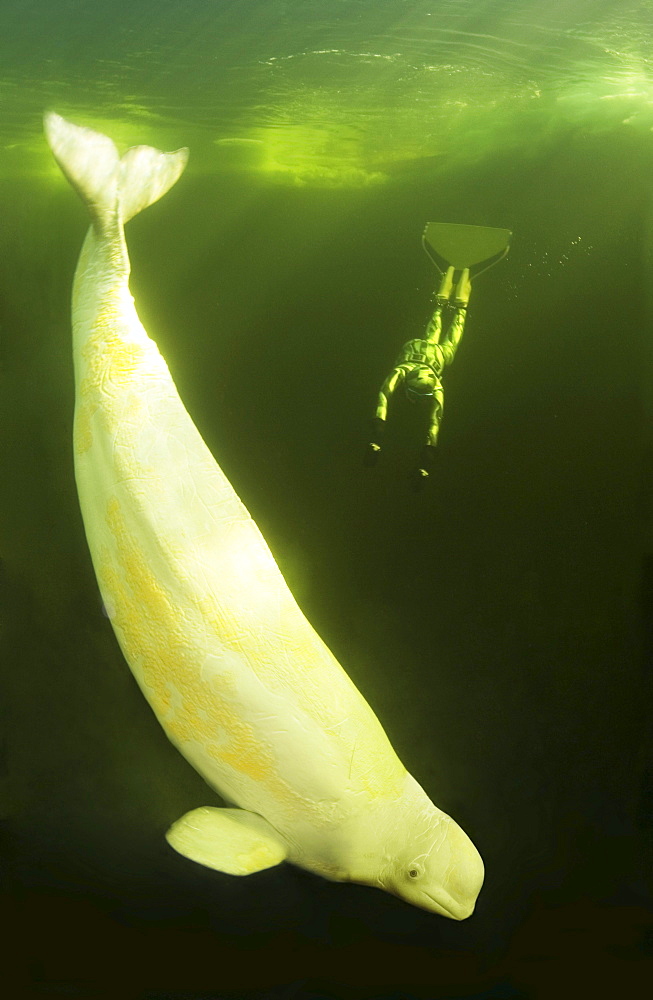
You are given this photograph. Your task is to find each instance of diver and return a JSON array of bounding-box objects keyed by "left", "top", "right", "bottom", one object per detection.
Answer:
[
  {"left": 366, "top": 221, "right": 512, "bottom": 487},
  {"left": 367, "top": 266, "right": 470, "bottom": 483}
]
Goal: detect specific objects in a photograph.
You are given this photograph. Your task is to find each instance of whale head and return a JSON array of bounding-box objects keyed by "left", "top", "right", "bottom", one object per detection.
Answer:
[
  {"left": 342, "top": 774, "right": 484, "bottom": 919},
  {"left": 377, "top": 810, "right": 485, "bottom": 919}
]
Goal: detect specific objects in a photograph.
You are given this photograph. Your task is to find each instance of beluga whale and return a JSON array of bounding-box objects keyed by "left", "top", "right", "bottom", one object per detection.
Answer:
[{"left": 44, "top": 112, "right": 484, "bottom": 919}]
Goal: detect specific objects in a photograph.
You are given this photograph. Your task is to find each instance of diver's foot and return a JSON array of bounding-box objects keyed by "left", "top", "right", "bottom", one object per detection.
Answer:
[{"left": 364, "top": 442, "right": 381, "bottom": 467}]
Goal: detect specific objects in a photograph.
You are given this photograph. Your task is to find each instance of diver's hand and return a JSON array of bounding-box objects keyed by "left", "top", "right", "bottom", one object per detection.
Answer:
[
  {"left": 364, "top": 417, "right": 386, "bottom": 467},
  {"left": 410, "top": 444, "right": 438, "bottom": 489},
  {"left": 364, "top": 442, "right": 381, "bottom": 467},
  {"left": 410, "top": 466, "right": 429, "bottom": 492}
]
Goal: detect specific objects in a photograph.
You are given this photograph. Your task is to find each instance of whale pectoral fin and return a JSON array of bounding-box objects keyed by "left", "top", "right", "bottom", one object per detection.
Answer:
[{"left": 165, "top": 806, "right": 288, "bottom": 876}]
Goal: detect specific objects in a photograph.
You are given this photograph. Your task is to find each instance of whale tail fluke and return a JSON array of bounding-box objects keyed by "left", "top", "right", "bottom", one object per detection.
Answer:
[{"left": 43, "top": 112, "right": 189, "bottom": 229}]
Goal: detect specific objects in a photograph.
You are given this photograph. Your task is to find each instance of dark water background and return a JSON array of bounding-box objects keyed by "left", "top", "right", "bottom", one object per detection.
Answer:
[{"left": 1, "top": 1, "right": 653, "bottom": 997}]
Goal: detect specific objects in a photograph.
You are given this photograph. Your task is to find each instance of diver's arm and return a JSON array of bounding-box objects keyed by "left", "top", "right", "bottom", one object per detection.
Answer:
[
  {"left": 375, "top": 367, "right": 405, "bottom": 422},
  {"left": 411, "top": 389, "right": 444, "bottom": 486},
  {"left": 425, "top": 388, "right": 444, "bottom": 449},
  {"left": 366, "top": 367, "right": 405, "bottom": 464}
]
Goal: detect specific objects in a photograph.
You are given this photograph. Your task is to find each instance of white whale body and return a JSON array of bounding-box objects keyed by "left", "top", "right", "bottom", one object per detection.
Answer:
[{"left": 44, "top": 112, "right": 484, "bottom": 919}]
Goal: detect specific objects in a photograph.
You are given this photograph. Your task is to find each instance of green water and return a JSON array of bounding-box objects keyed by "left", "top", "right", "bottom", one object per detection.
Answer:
[{"left": 1, "top": 1, "right": 652, "bottom": 997}]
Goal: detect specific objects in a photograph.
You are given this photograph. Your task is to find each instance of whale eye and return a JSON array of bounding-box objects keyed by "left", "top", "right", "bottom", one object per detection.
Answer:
[{"left": 407, "top": 862, "right": 424, "bottom": 880}]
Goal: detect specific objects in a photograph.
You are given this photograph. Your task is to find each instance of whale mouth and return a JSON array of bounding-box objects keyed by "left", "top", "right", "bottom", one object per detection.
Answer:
[
  {"left": 422, "top": 890, "right": 476, "bottom": 921},
  {"left": 376, "top": 874, "right": 477, "bottom": 920}
]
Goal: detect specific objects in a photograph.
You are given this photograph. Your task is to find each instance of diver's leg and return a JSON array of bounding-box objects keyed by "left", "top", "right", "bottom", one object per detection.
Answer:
[
  {"left": 424, "top": 304, "right": 444, "bottom": 346},
  {"left": 366, "top": 368, "right": 403, "bottom": 465},
  {"left": 440, "top": 305, "right": 467, "bottom": 365}
]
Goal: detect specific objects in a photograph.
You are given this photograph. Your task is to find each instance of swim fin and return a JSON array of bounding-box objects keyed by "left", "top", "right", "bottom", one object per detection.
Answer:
[{"left": 423, "top": 222, "right": 511, "bottom": 279}]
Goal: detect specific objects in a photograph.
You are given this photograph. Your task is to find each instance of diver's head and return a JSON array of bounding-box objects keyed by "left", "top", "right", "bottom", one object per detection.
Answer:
[{"left": 405, "top": 367, "right": 437, "bottom": 402}]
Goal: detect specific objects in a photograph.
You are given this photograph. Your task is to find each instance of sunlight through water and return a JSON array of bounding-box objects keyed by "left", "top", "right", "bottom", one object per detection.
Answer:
[{"left": 3, "top": 1, "right": 653, "bottom": 183}]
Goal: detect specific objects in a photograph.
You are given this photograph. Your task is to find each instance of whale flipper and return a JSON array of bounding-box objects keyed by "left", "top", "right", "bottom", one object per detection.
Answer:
[{"left": 165, "top": 806, "right": 288, "bottom": 876}]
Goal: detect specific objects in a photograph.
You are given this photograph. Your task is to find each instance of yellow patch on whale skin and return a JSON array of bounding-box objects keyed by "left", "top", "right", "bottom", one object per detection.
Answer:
[
  {"left": 73, "top": 401, "right": 96, "bottom": 456},
  {"left": 75, "top": 392, "right": 145, "bottom": 456},
  {"left": 97, "top": 496, "right": 303, "bottom": 802},
  {"left": 238, "top": 841, "right": 280, "bottom": 871},
  {"left": 81, "top": 306, "right": 147, "bottom": 390},
  {"left": 75, "top": 302, "right": 150, "bottom": 455}
]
